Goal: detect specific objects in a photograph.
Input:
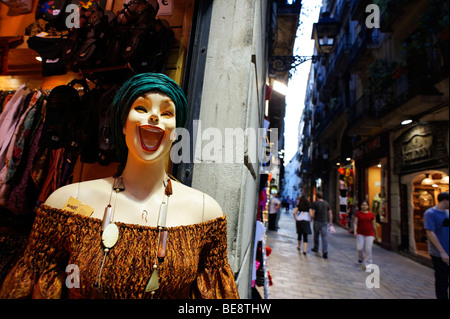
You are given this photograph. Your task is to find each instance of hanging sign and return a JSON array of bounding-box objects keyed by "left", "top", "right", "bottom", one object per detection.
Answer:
[{"left": 157, "top": 0, "right": 173, "bottom": 15}]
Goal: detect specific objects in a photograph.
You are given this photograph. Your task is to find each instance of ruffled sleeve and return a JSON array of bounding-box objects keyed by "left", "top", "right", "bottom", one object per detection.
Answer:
[
  {"left": 0, "top": 205, "right": 70, "bottom": 299},
  {"left": 190, "top": 216, "right": 239, "bottom": 299}
]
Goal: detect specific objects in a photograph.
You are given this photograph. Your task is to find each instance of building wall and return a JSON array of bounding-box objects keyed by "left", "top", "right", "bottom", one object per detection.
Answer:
[
  {"left": 191, "top": 0, "right": 268, "bottom": 298},
  {"left": 389, "top": 131, "right": 401, "bottom": 251}
]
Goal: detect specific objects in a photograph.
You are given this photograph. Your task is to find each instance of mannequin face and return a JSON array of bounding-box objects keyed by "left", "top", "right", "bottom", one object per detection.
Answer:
[{"left": 123, "top": 91, "right": 176, "bottom": 163}]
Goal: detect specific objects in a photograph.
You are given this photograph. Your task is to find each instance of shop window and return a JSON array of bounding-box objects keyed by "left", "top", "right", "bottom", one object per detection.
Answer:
[
  {"left": 412, "top": 172, "right": 449, "bottom": 256},
  {"left": 367, "top": 160, "right": 388, "bottom": 221},
  {"left": 337, "top": 163, "right": 354, "bottom": 229},
  {"left": 366, "top": 158, "right": 388, "bottom": 242}
]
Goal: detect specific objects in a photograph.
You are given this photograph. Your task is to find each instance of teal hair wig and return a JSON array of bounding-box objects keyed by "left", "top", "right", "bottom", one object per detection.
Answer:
[{"left": 110, "top": 73, "right": 188, "bottom": 168}]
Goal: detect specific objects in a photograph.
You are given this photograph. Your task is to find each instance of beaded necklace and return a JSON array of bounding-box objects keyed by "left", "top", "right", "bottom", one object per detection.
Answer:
[{"left": 94, "top": 176, "right": 173, "bottom": 297}]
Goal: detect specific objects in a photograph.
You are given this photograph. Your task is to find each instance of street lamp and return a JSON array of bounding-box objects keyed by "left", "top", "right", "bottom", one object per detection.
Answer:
[{"left": 311, "top": 12, "right": 340, "bottom": 54}]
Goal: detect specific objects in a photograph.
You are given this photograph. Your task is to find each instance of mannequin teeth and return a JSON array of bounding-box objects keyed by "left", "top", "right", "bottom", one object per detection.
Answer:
[{"left": 139, "top": 126, "right": 165, "bottom": 151}]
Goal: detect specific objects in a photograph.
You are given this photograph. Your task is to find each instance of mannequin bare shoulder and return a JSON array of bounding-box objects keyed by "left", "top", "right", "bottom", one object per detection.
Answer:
[
  {"left": 44, "top": 178, "right": 114, "bottom": 211},
  {"left": 44, "top": 183, "right": 80, "bottom": 209},
  {"left": 170, "top": 180, "right": 224, "bottom": 223}
]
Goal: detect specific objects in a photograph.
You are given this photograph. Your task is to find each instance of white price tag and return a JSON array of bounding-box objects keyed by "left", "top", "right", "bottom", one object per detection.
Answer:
[{"left": 157, "top": 0, "right": 173, "bottom": 15}]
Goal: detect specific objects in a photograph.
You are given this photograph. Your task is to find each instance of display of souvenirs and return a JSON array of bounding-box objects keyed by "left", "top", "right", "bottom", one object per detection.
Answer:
[{"left": 418, "top": 190, "right": 434, "bottom": 207}]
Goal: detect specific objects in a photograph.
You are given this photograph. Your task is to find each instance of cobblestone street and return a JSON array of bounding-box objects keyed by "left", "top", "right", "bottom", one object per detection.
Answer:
[{"left": 264, "top": 211, "right": 436, "bottom": 299}]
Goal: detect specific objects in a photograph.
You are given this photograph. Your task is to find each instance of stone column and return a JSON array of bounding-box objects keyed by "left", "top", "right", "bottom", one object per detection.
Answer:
[{"left": 191, "top": 0, "right": 268, "bottom": 298}]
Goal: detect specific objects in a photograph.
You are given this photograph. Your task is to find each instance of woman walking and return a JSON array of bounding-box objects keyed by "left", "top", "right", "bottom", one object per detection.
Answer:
[
  {"left": 354, "top": 200, "right": 378, "bottom": 268},
  {"left": 293, "top": 193, "right": 312, "bottom": 254}
]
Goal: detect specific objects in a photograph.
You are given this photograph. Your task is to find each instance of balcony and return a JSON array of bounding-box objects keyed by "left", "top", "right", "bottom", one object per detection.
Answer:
[
  {"left": 379, "top": 0, "right": 426, "bottom": 33},
  {"left": 347, "top": 41, "right": 448, "bottom": 136},
  {"left": 313, "top": 98, "right": 346, "bottom": 140},
  {"left": 319, "top": 59, "right": 338, "bottom": 101},
  {"left": 346, "top": 93, "right": 380, "bottom": 136},
  {"left": 349, "top": 25, "right": 381, "bottom": 73},
  {"left": 315, "top": 72, "right": 324, "bottom": 92},
  {"left": 316, "top": 34, "right": 351, "bottom": 102},
  {"left": 334, "top": 34, "right": 351, "bottom": 73}
]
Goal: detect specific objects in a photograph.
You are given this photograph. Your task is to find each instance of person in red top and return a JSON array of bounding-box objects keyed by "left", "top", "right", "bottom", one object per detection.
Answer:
[{"left": 354, "top": 200, "right": 378, "bottom": 269}]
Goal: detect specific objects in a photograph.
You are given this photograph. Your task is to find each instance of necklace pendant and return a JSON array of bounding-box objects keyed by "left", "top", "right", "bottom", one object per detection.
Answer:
[
  {"left": 157, "top": 230, "right": 168, "bottom": 259},
  {"left": 145, "top": 268, "right": 159, "bottom": 292},
  {"left": 102, "top": 223, "right": 119, "bottom": 249},
  {"left": 157, "top": 202, "right": 167, "bottom": 228},
  {"left": 165, "top": 179, "right": 173, "bottom": 196},
  {"left": 102, "top": 204, "right": 112, "bottom": 231},
  {"left": 113, "top": 177, "right": 125, "bottom": 191}
]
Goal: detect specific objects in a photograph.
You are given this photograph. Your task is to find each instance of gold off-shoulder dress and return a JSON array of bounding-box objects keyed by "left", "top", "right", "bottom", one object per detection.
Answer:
[{"left": 0, "top": 205, "right": 239, "bottom": 299}]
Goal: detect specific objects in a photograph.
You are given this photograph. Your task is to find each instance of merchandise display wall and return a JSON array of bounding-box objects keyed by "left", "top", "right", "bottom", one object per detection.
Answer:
[
  {"left": 337, "top": 163, "right": 354, "bottom": 229},
  {"left": 0, "top": 0, "right": 195, "bottom": 290},
  {"left": 1, "top": 0, "right": 193, "bottom": 182}
]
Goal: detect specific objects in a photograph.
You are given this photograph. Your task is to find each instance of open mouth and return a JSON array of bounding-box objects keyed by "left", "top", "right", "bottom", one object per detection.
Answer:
[{"left": 139, "top": 125, "right": 165, "bottom": 152}]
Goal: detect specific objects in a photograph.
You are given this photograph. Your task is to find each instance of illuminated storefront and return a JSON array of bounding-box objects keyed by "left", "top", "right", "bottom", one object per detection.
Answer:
[
  {"left": 394, "top": 122, "right": 449, "bottom": 261},
  {"left": 353, "top": 133, "right": 391, "bottom": 249}
]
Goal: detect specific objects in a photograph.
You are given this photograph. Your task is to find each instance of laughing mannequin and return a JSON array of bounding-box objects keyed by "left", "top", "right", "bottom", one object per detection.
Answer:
[
  {"left": 45, "top": 75, "right": 222, "bottom": 227},
  {"left": 0, "top": 73, "right": 239, "bottom": 299}
]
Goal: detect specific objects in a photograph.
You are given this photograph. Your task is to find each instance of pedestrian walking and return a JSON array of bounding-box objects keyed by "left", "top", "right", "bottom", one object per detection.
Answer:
[
  {"left": 310, "top": 191, "right": 333, "bottom": 259},
  {"left": 424, "top": 191, "right": 449, "bottom": 299},
  {"left": 292, "top": 192, "right": 312, "bottom": 254},
  {"left": 353, "top": 200, "right": 378, "bottom": 269},
  {"left": 289, "top": 197, "right": 295, "bottom": 213},
  {"left": 268, "top": 193, "right": 281, "bottom": 231},
  {"left": 281, "top": 197, "right": 290, "bottom": 215}
]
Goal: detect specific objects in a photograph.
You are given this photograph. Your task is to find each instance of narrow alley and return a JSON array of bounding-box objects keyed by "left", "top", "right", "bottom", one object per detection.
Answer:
[{"left": 264, "top": 211, "right": 436, "bottom": 299}]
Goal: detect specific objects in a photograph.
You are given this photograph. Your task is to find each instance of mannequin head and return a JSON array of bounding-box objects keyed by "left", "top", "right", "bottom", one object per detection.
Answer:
[
  {"left": 123, "top": 91, "right": 176, "bottom": 163},
  {"left": 111, "top": 73, "right": 188, "bottom": 168}
]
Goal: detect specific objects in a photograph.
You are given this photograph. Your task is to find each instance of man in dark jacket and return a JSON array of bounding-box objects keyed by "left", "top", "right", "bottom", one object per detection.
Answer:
[{"left": 310, "top": 191, "right": 333, "bottom": 259}]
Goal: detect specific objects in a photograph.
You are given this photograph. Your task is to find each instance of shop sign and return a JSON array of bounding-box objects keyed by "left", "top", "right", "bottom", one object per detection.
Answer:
[
  {"left": 394, "top": 122, "right": 448, "bottom": 173},
  {"left": 399, "top": 123, "right": 433, "bottom": 165},
  {"left": 157, "top": 0, "right": 173, "bottom": 15}
]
